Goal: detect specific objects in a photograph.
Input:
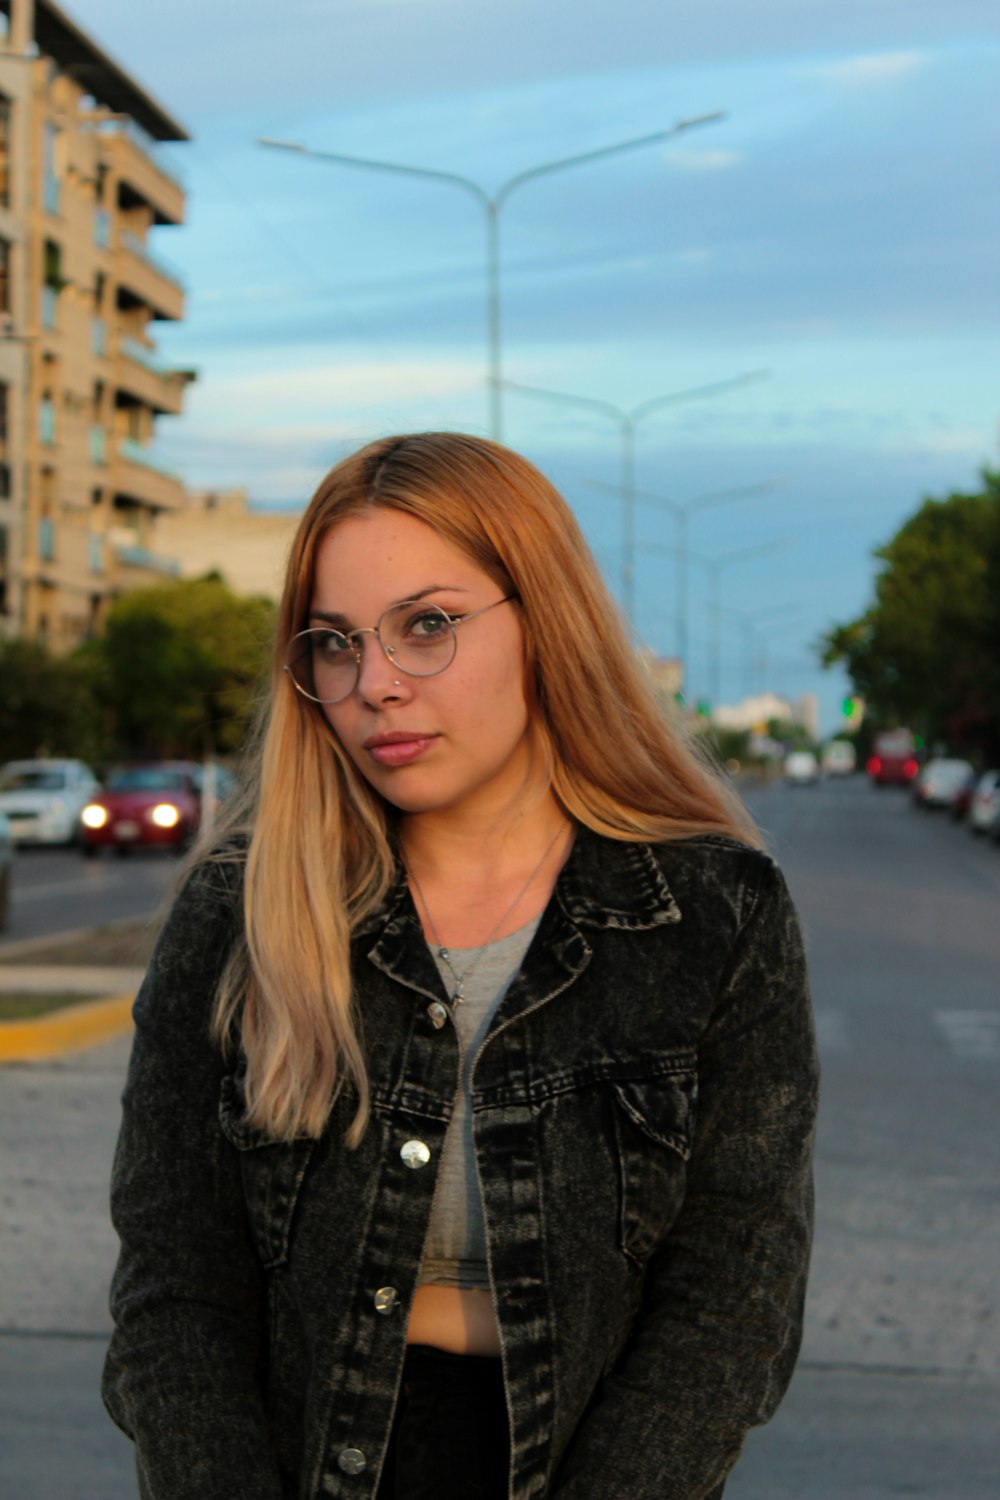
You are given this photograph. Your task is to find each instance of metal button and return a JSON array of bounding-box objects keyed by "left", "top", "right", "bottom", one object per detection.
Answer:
[
  {"left": 427, "top": 1001, "right": 448, "bottom": 1029},
  {"left": 338, "top": 1447, "right": 367, "bottom": 1476},
  {"left": 373, "top": 1286, "right": 399, "bottom": 1315},
  {"left": 400, "top": 1139, "right": 431, "bottom": 1169}
]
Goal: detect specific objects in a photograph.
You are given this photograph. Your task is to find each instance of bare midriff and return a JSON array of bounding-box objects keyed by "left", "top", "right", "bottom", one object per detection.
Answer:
[{"left": 407, "top": 1284, "right": 501, "bottom": 1357}]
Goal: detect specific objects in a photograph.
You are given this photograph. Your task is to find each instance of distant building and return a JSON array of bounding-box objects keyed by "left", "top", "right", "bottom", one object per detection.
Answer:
[
  {"left": 157, "top": 489, "right": 300, "bottom": 601},
  {"left": 0, "top": 0, "right": 193, "bottom": 647},
  {"left": 712, "top": 691, "right": 820, "bottom": 741},
  {"left": 639, "top": 650, "right": 684, "bottom": 711}
]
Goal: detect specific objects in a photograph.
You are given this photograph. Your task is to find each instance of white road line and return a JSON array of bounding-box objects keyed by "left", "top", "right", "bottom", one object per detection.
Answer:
[
  {"left": 814, "top": 1008, "right": 850, "bottom": 1054},
  {"left": 12, "top": 874, "right": 133, "bottom": 903},
  {"left": 933, "top": 1010, "right": 1000, "bottom": 1060}
]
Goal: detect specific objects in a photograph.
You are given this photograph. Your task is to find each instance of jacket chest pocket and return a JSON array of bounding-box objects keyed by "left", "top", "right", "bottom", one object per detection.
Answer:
[
  {"left": 609, "top": 1067, "right": 697, "bottom": 1267},
  {"left": 218, "top": 1074, "right": 316, "bottom": 1270}
]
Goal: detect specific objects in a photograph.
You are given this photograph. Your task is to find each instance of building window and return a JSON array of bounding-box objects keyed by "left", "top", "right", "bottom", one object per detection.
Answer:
[
  {"left": 89, "top": 425, "right": 107, "bottom": 464},
  {"left": 39, "top": 517, "right": 55, "bottom": 561},
  {"left": 88, "top": 533, "right": 103, "bottom": 575},
  {"left": 92, "top": 318, "right": 106, "bottom": 356},
  {"left": 43, "top": 123, "right": 61, "bottom": 214},
  {"left": 94, "top": 208, "right": 110, "bottom": 248},
  {"left": 0, "top": 235, "right": 10, "bottom": 315},
  {"left": 0, "top": 94, "right": 11, "bottom": 209},
  {"left": 0, "top": 380, "right": 7, "bottom": 449},
  {"left": 0, "top": 522, "right": 8, "bottom": 614},
  {"left": 39, "top": 395, "right": 56, "bottom": 445}
]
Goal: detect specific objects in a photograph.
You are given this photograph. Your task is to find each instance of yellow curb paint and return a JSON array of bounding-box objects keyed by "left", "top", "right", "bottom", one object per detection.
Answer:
[{"left": 0, "top": 993, "right": 135, "bottom": 1063}]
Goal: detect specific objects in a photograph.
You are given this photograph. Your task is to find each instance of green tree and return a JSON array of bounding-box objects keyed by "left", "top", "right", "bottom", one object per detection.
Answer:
[
  {"left": 84, "top": 576, "right": 275, "bottom": 759},
  {"left": 821, "top": 471, "right": 1000, "bottom": 759},
  {"left": 0, "top": 638, "right": 106, "bottom": 765}
]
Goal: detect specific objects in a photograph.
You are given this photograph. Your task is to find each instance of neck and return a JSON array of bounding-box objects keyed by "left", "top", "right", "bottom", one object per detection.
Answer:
[{"left": 399, "top": 791, "right": 568, "bottom": 881}]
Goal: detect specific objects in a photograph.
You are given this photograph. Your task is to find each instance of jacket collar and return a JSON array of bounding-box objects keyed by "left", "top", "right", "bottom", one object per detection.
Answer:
[{"left": 355, "top": 823, "right": 681, "bottom": 943}]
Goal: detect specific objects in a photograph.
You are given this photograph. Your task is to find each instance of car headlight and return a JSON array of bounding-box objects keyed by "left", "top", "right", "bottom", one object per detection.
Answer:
[
  {"left": 150, "top": 803, "right": 181, "bottom": 829},
  {"left": 81, "top": 804, "right": 108, "bottom": 829}
]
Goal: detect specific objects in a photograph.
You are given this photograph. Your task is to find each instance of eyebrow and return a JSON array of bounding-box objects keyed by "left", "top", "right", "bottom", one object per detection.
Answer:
[{"left": 308, "top": 584, "right": 470, "bottom": 628}]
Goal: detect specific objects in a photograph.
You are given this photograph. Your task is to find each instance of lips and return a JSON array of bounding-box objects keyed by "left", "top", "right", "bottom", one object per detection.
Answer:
[{"left": 362, "top": 732, "right": 439, "bottom": 768}]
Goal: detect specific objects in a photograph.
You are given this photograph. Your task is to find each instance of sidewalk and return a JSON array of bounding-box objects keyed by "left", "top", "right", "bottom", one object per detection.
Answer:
[{"left": 0, "top": 924, "right": 144, "bottom": 1062}]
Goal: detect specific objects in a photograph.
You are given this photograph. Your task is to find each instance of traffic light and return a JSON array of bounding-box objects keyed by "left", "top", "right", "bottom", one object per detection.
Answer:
[{"left": 841, "top": 695, "right": 863, "bottom": 725}]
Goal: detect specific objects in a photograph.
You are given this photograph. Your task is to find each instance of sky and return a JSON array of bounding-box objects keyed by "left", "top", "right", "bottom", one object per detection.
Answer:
[{"left": 75, "top": 0, "right": 1000, "bottom": 734}]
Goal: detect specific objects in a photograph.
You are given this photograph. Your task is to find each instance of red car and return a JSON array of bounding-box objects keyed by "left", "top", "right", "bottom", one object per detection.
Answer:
[
  {"left": 867, "top": 729, "right": 920, "bottom": 788},
  {"left": 79, "top": 762, "right": 205, "bottom": 855}
]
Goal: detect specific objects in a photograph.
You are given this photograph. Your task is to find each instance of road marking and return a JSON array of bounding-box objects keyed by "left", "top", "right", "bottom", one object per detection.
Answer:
[
  {"left": 11, "top": 874, "right": 134, "bottom": 903},
  {"left": 814, "top": 1007, "right": 850, "bottom": 1054},
  {"left": 933, "top": 1010, "right": 1000, "bottom": 1060}
]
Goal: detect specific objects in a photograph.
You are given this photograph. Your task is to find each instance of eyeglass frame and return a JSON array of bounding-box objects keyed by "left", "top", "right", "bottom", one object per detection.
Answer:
[{"left": 283, "top": 594, "right": 517, "bottom": 705}]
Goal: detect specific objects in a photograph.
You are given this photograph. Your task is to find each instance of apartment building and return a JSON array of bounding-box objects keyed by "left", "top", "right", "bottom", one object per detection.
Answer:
[{"left": 0, "top": 0, "right": 192, "bottom": 647}]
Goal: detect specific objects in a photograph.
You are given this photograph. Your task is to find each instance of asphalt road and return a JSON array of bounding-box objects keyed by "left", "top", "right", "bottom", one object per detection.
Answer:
[
  {"left": 0, "top": 846, "right": 177, "bottom": 949},
  {"left": 1, "top": 775, "right": 998, "bottom": 1498}
]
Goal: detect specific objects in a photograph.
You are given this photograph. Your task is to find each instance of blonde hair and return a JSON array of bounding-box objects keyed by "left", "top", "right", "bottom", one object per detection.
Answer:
[{"left": 210, "top": 433, "right": 760, "bottom": 1142}]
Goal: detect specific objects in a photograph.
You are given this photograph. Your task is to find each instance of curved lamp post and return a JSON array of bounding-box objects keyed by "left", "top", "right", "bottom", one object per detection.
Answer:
[
  {"left": 505, "top": 370, "right": 769, "bottom": 626},
  {"left": 257, "top": 113, "right": 726, "bottom": 443}
]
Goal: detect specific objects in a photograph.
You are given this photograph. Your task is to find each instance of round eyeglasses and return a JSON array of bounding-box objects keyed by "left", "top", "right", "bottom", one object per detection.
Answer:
[{"left": 284, "top": 595, "right": 515, "bottom": 705}]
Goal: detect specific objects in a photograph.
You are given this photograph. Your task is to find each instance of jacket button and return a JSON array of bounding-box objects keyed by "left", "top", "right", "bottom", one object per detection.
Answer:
[
  {"left": 373, "top": 1286, "right": 399, "bottom": 1314},
  {"left": 400, "top": 1139, "right": 431, "bottom": 1169},
  {"left": 427, "top": 1001, "right": 448, "bottom": 1029},
  {"left": 338, "top": 1447, "right": 367, "bottom": 1475}
]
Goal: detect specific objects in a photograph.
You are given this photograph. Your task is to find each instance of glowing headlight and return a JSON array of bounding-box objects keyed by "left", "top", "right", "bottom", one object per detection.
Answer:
[
  {"left": 81, "top": 804, "right": 108, "bottom": 829},
  {"left": 150, "top": 803, "right": 181, "bottom": 829}
]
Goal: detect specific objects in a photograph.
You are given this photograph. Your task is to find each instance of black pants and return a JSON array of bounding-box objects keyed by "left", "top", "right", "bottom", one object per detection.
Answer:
[{"left": 376, "top": 1344, "right": 510, "bottom": 1500}]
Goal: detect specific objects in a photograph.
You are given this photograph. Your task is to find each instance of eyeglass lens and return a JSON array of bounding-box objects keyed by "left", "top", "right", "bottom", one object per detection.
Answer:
[{"left": 286, "top": 601, "right": 458, "bottom": 704}]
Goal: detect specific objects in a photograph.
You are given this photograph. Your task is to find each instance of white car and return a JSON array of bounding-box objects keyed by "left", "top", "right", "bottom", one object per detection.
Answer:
[
  {"left": 968, "top": 770, "right": 1000, "bottom": 834},
  {"left": 821, "top": 740, "right": 856, "bottom": 776},
  {"left": 0, "top": 758, "right": 101, "bottom": 845},
  {"left": 783, "top": 750, "right": 820, "bottom": 785}
]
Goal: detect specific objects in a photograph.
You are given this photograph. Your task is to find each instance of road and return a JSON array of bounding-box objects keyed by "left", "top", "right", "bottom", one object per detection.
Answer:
[
  {"left": 0, "top": 847, "right": 176, "bottom": 949},
  {"left": 1, "top": 775, "right": 998, "bottom": 1498}
]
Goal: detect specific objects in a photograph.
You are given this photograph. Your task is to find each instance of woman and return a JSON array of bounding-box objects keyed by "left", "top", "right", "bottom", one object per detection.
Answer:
[{"left": 103, "top": 432, "right": 818, "bottom": 1500}]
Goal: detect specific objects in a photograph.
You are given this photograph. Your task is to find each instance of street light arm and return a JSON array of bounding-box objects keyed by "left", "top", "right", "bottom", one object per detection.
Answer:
[
  {"left": 682, "top": 476, "right": 783, "bottom": 516},
  {"left": 256, "top": 137, "right": 491, "bottom": 208},
  {"left": 629, "top": 368, "right": 770, "bottom": 425},
  {"left": 502, "top": 378, "right": 627, "bottom": 428},
  {"left": 494, "top": 112, "right": 727, "bottom": 208}
]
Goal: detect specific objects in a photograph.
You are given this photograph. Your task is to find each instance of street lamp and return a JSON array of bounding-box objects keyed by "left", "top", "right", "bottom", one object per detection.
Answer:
[
  {"left": 723, "top": 602, "right": 801, "bottom": 697},
  {"left": 639, "top": 536, "right": 792, "bottom": 707},
  {"left": 589, "top": 472, "right": 781, "bottom": 667},
  {"left": 504, "top": 370, "right": 769, "bottom": 626},
  {"left": 257, "top": 113, "right": 727, "bottom": 442}
]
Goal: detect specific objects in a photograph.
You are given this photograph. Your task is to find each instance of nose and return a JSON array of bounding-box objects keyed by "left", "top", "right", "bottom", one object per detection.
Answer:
[{"left": 354, "top": 630, "right": 411, "bottom": 706}]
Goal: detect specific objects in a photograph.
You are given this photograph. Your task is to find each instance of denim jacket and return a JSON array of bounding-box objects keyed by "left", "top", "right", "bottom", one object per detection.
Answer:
[{"left": 103, "top": 827, "right": 818, "bottom": 1500}]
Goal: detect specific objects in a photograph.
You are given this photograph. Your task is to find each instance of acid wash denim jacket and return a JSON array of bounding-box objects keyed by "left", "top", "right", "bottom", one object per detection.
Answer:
[{"left": 103, "top": 826, "right": 818, "bottom": 1500}]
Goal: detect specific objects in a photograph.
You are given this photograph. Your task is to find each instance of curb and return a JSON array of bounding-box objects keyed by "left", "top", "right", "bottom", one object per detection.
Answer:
[{"left": 0, "top": 992, "right": 135, "bottom": 1063}]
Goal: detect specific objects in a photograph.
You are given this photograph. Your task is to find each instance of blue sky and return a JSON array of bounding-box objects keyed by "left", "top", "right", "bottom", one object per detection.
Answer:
[{"left": 80, "top": 0, "right": 1000, "bottom": 733}]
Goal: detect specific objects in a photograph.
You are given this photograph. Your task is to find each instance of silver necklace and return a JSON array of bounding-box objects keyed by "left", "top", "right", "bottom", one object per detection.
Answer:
[{"left": 403, "top": 823, "right": 568, "bottom": 1006}]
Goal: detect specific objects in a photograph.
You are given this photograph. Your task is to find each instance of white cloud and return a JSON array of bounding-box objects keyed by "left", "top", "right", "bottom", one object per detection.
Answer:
[
  {"left": 663, "top": 147, "right": 743, "bottom": 172},
  {"left": 818, "top": 51, "right": 926, "bottom": 89}
]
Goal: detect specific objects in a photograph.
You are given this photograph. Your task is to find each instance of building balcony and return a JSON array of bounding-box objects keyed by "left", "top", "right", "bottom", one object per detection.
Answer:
[
  {"left": 107, "top": 528, "right": 181, "bottom": 586},
  {"left": 99, "top": 122, "right": 185, "bottom": 226},
  {"left": 112, "top": 437, "right": 186, "bottom": 512},
  {"left": 117, "top": 232, "right": 185, "bottom": 321},
  {"left": 116, "top": 337, "right": 194, "bottom": 415}
]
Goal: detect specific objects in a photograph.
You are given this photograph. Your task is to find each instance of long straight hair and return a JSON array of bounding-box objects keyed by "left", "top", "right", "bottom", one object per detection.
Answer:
[{"left": 211, "top": 433, "right": 760, "bottom": 1142}]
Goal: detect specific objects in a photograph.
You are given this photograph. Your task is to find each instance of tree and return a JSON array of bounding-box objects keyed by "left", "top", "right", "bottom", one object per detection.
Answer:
[
  {"left": 83, "top": 576, "right": 276, "bottom": 759},
  {"left": 0, "top": 638, "right": 105, "bottom": 765},
  {"left": 820, "top": 471, "right": 1000, "bottom": 760}
]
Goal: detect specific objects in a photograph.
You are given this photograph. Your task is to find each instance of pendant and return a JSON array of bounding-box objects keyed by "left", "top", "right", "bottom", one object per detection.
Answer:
[
  {"left": 438, "top": 947, "right": 449, "bottom": 962},
  {"left": 453, "top": 988, "right": 464, "bottom": 1005}
]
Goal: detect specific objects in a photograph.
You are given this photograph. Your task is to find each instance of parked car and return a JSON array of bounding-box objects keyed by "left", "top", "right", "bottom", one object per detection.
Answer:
[
  {"left": 783, "top": 750, "right": 820, "bottom": 786},
  {"left": 822, "top": 739, "right": 857, "bottom": 776},
  {"left": 866, "top": 729, "right": 920, "bottom": 788},
  {"left": 911, "top": 757, "right": 976, "bottom": 811},
  {"left": 0, "top": 758, "right": 101, "bottom": 845},
  {"left": 79, "top": 762, "right": 233, "bottom": 855},
  {"left": 0, "top": 809, "right": 13, "bottom": 930},
  {"left": 968, "top": 770, "right": 1000, "bottom": 835}
]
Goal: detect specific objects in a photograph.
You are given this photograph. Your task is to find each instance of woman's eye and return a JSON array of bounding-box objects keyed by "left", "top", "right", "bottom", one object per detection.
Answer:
[
  {"left": 314, "top": 631, "right": 352, "bottom": 660},
  {"left": 402, "top": 609, "right": 451, "bottom": 642}
]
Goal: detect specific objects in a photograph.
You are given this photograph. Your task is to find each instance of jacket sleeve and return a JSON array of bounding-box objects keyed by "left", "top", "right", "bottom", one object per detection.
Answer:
[
  {"left": 551, "top": 857, "right": 819, "bottom": 1500},
  {"left": 101, "top": 858, "right": 285, "bottom": 1500}
]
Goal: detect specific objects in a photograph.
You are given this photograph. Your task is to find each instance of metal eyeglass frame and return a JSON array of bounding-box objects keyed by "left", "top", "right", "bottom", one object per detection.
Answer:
[{"left": 284, "top": 595, "right": 516, "bottom": 704}]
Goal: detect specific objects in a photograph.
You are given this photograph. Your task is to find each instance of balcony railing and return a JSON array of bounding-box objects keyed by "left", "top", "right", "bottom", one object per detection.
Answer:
[
  {"left": 120, "top": 336, "right": 168, "bottom": 374},
  {"left": 119, "top": 437, "right": 181, "bottom": 480},
  {"left": 121, "top": 232, "right": 185, "bottom": 289},
  {"left": 88, "top": 116, "right": 186, "bottom": 191},
  {"left": 112, "top": 541, "right": 180, "bottom": 576}
]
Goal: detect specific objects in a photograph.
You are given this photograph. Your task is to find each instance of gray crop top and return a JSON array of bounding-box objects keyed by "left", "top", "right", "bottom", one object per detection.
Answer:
[{"left": 417, "top": 916, "right": 540, "bottom": 1290}]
